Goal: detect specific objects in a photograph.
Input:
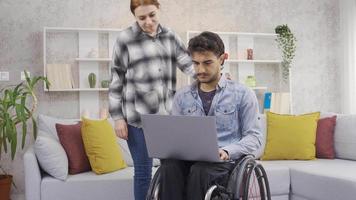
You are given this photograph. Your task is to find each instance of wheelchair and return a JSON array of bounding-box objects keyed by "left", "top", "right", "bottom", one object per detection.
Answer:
[{"left": 146, "top": 155, "right": 271, "bottom": 200}]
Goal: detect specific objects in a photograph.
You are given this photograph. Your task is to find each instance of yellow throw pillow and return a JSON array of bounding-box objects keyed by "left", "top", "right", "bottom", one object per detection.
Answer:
[
  {"left": 261, "top": 112, "right": 320, "bottom": 160},
  {"left": 81, "top": 118, "right": 127, "bottom": 174}
]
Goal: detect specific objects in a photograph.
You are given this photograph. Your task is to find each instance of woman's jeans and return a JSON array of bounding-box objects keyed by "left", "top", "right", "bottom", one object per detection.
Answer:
[{"left": 127, "top": 124, "right": 153, "bottom": 200}]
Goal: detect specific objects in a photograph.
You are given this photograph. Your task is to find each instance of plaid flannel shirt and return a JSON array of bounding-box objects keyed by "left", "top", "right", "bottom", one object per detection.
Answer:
[{"left": 109, "top": 22, "right": 194, "bottom": 127}]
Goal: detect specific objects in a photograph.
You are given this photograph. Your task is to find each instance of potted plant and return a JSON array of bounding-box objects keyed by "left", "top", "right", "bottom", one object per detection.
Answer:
[
  {"left": 275, "top": 24, "right": 297, "bottom": 82},
  {"left": 88, "top": 73, "right": 96, "bottom": 88},
  {"left": 0, "top": 71, "right": 49, "bottom": 199}
]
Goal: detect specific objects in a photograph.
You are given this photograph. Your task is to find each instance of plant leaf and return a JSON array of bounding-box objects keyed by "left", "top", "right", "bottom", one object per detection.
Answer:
[
  {"left": 2, "top": 126, "right": 7, "bottom": 154},
  {"left": 20, "top": 95, "right": 27, "bottom": 121},
  {"left": 24, "top": 70, "right": 32, "bottom": 88},
  {"left": 0, "top": 72, "right": 48, "bottom": 160},
  {"left": 30, "top": 77, "right": 42, "bottom": 89},
  {"left": 44, "top": 78, "right": 51, "bottom": 89},
  {"left": 15, "top": 104, "right": 22, "bottom": 121},
  {"left": 32, "top": 117, "right": 37, "bottom": 139},
  {"left": 0, "top": 134, "right": 3, "bottom": 160},
  {"left": 21, "top": 121, "right": 27, "bottom": 149},
  {"left": 10, "top": 122, "right": 17, "bottom": 160}
]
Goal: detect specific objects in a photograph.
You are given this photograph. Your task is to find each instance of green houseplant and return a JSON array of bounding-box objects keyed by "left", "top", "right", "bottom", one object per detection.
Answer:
[
  {"left": 0, "top": 71, "right": 49, "bottom": 199},
  {"left": 275, "top": 24, "right": 297, "bottom": 82}
]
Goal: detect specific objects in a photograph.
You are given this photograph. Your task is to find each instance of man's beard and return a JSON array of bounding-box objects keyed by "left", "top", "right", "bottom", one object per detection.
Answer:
[{"left": 197, "top": 72, "right": 220, "bottom": 84}]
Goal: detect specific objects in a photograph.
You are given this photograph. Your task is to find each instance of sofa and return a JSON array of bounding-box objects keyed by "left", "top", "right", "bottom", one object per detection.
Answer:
[{"left": 24, "top": 113, "right": 356, "bottom": 200}]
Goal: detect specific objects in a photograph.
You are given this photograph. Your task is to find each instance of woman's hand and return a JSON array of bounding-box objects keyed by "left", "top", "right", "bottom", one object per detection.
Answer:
[
  {"left": 114, "top": 119, "right": 128, "bottom": 140},
  {"left": 219, "top": 149, "right": 229, "bottom": 160}
]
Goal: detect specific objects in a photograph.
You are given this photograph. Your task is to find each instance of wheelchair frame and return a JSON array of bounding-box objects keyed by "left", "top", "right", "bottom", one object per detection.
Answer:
[{"left": 146, "top": 155, "right": 271, "bottom": 200}]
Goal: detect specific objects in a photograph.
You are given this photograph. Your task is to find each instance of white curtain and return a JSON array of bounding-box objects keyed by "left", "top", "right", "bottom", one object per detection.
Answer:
[{"left": 340, "top": 0, "right": 356, "bottom": 114}]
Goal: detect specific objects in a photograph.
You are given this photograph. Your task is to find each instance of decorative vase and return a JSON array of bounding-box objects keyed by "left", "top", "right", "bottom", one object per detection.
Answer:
[
  {"left": 247, "top": 48, "right": 253, "bottom": 60},
  {"left": 101, "top": 80, "right": 110, "bottom": 88},
  {"left": 88, "top": 73, "right": 96, "bottom": 88},
  {"left": 245, "top": 75, "right": 256, "bottom": 87},
  {"left": 0, "top": 175, "right": 12, "bottom": 200}
]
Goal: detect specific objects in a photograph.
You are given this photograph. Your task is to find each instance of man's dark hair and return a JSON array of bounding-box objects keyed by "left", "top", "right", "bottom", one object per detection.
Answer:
[{"left": 188, "top": 31, "right": 225, "bottom": 57}]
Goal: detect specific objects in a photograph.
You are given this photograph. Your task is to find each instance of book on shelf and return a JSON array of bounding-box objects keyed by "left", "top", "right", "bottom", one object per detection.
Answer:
[
  {"left": 270, "top": 92, "right": 290, "bottom": 114},
  {"left": 46, "top": 64, "right": 74, "bottom": 89}
]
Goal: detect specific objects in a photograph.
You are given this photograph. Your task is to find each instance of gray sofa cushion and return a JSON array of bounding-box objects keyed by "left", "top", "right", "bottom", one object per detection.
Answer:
[
  {"left": 289, "top": 159, "right": 356, "bottom": 200},
  {"left": 291, "top": 194, "right": 310, "bottom": 200},
  {"left": 258, "top": 162, "right": 291, "bottom": 196},
  {"left": 41, "top": 167, "right": 159, "bottom": 200},
  {"left": 272, "top": 195, "right": 289, "bottom": 200},
  {"left": 40, "top": 162, "right": 289, "bottom": 200}
]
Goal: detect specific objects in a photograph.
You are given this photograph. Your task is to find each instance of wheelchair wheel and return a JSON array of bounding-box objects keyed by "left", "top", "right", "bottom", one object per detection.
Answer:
[
  {"left": 254, "top": 163, "right": 271, "bottom": 199},
  {"left": 146, "top": 167, "right": 161, "bottom": 200},
  {"left": 205, "top": 155, "right": 271, "bottom": 200},
  {"left": 240, "top": 163, "right": 271, "bottom": 200}
]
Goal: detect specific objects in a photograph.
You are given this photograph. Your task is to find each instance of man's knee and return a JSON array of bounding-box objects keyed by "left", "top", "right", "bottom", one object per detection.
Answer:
[
  {"left": 190, "top": 162, "right": 211, "bottom": 177},
  {"left": 160, "top": 159, "right": 183, "bottom": 171},
  {"left": 189, "top": 162, "right": 234, "bottom": 183}
]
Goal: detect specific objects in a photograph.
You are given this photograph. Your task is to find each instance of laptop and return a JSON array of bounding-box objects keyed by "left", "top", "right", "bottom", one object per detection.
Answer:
[{"left": 141, "top": 114, "right": 228, "bottom": 162}]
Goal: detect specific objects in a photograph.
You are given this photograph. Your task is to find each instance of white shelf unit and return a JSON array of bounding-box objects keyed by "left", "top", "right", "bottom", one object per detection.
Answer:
[
  {"left": 225, "top": 59, "right": 282, "bottom": 64},
  {"left": 47, "top": 88, "right": 109, "bottom": 92},
  {"left": 186, "top": 30, "right": 286, "bottom": 113},
  {"left": 75, "top": 58, "right": 112, "bottom": 62},
  {"left": 43, "top": 27, "right": 121, "bottom": 118},
  {"left": 187, "top": 30, "right": 278, "bottom": 38},
  {"left": 252, "top": 86, "right": 268, "bottom": 90}
]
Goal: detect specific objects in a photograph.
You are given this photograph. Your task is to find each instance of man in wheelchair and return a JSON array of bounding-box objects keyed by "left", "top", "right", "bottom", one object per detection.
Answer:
[{"left": 158, "top": 31, "right": 263, "bottom": 200}]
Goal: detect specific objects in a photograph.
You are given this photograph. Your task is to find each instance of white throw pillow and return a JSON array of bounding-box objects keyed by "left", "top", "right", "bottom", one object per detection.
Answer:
[
  {"left": 334, "top": 114, "right": 356, "bottom": 160},
  {"left": 37, "top": 114, "right": 78, "bottom": 140},
  {"left": 35, "top": 114, "right": 78, "bottom": 180},
  {"left": 34, "top": 135, "right": 68, "bottom": 180}
]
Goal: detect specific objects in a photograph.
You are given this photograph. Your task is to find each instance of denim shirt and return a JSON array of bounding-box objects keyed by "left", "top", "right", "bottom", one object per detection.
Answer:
[{"left": 171, "top": 76, "right": 262, "bottom": 159}]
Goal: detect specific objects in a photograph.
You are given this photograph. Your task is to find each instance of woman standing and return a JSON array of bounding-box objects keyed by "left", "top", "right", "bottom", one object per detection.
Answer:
[{"left": 109, "top": 0, "right": 194, "bottom": 199}]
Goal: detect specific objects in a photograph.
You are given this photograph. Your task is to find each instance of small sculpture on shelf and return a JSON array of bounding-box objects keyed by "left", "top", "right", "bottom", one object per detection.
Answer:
[
  {"left": 88, "top": 73, "right": 97, "bottom": 88},
  {"left": 87, "top": 48, "right": 98, "bottom": 58}
]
